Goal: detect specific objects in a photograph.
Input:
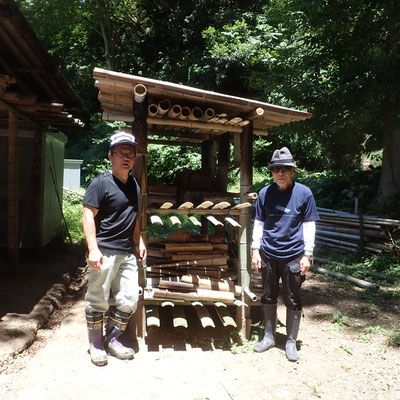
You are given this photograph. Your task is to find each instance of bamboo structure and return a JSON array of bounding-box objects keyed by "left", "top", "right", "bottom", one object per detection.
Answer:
[{"left": 93, "top": 67, "right": 312, "bottom": 337}]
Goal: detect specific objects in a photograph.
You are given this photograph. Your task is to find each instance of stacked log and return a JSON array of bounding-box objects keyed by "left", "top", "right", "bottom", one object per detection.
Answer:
[
  {"left": 316, "top": 207, "right": 400, "bottom": 254},
  {"left": 146, "top": 230, "right": 240, "bottom": 303}
]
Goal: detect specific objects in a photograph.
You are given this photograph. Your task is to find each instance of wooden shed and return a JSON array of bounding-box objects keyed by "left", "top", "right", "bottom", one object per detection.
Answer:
[
  {"left": 93, "top": 67, "right": 311, "bottom": 337},
  {"left": 0, "top": 0, "right": 83, "bottom": 269}
]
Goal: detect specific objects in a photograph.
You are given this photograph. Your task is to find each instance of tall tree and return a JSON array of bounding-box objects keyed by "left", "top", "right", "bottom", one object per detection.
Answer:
[{"left": 201, "top": 0, "right": 400, "bottom": 204}]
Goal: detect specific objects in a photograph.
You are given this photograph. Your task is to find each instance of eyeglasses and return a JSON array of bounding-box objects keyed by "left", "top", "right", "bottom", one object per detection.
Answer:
[
  {"left": 112, "top": 151, "right": 135, "bottom": 160},
  {"left": 270, "top": 165, "right": 293, "bottom": 173}
]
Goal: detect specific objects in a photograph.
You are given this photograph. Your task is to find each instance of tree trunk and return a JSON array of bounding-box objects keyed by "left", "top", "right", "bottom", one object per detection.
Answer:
[
  {"left": 97, "top": 0, "right": 115, "bottom": 70},
  {"left": 376, "top": 101, "right": 400, "bottom": 202}
]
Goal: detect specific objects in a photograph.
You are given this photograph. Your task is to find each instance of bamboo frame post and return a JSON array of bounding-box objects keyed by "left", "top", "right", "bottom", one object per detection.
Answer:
[
  {"left": 132, "top": 92, "right": 148, "bottom": 339},
  {"left": 236, "top": 123, "right": 253, "bottom": 338},
  {"left": 8, "top": 110, "right": 19, "bottom": 270},
  {"left": 31, "top": 125, "right": 45, "bottom": 256},
  {"left": 218, "top": 132, "right": 230, "bottom": 192},
  {"left": 200, "top": 140, "right": 213, "bottom": 234}
]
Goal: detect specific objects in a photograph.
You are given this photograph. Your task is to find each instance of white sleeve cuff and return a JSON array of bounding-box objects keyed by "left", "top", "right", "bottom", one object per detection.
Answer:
[
  {"left": 252, "top": 219, "right": 264, "bottom": 249},
  {"left": 303, "top": 221, "right": 316, "bottom": 254}
]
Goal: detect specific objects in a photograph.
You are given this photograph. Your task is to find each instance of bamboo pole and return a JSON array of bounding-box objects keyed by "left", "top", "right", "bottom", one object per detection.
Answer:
[
  {"left": 311, "top": 265, "right": 379, "bottom": 291},
  {"left": 151, "top": 288, "right": 236, "bottom": 303},
  {"left": 147, "top": 116, "right": 243, "bottom": 133}
]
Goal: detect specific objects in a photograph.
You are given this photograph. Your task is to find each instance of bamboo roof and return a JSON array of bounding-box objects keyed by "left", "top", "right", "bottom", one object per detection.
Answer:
[
  {"left": 0, "top": 0, "right": 83, "bottom": 129},
  {"left": 94, "top": 67, "right": 311, "bottom": 144}
]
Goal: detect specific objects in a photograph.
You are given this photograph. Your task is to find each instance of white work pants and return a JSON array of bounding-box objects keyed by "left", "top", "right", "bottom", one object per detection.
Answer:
[{"left": 85, "top": 253, "right": 139, "bottom": 314}]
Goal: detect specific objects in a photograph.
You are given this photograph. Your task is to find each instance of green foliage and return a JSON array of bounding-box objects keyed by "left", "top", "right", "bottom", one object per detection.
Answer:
[
  {"left": 59, "top": 188, "right": 85, "bottom": 245},
  {"left": 332, "top": 310, "right": 350, "bottom": 330},
  {"left": 147, "top": 142, "right": 202, "bottom": 184}
]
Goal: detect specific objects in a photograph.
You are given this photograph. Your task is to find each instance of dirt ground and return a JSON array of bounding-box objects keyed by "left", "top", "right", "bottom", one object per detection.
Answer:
[{"left": 0, "top": 262, "right": 399, "bottom": 400}]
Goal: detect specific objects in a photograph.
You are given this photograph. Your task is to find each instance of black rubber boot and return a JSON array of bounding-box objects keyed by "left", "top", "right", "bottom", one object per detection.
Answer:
[
  {"left": 254, "top": 304, "right": 277, "bottom": 353},
  {"left": 285, "top": 309, "right": 301, "bottom": 362},
  {"left": 105, "top": 307, "right": 134, "bottom": 360},
  {"left": 85, "top": 309, "right": 108, "bottom": 367}
]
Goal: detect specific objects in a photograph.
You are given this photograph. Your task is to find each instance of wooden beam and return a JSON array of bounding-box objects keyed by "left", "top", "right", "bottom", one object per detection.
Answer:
[
  {"left": 31, "top": 125, "right": 45, "bottom": 255},
  {"left": 8, "top": 110, "right": 19, "bottom": 268},
  {"left": 148, "top": 139, "right": 203, "bottom": 147}
]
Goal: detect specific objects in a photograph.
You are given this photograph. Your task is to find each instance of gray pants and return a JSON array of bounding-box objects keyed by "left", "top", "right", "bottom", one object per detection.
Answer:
[{"left": 85, "top": 253, "right": 139, "bottom": 314}]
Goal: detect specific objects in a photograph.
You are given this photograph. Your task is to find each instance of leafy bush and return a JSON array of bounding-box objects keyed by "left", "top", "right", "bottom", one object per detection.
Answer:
[{"left": 60, "top": 188, "right": 85, "bottom": 245}]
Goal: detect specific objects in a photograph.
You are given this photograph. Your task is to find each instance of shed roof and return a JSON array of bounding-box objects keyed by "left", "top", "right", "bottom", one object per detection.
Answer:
[
  {"left": 94, "top": 67, "right": 311, "bottom": 144},
  {"left": 0, "top": 0, "right": 82, "bottom": 129}
]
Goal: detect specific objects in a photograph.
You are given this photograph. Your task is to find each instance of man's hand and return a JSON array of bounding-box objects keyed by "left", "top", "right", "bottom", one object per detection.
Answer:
[
  {"left": 251, "top": 249, "right": 262, "bottom": 272},
  {"left": 300, "top": 256, "right": 311, "bottom": 276},
  {"left": 88, "top": 248, "right": 103, "bottom": 271},
  {"left": 135, "top": 235, "right": 147, "bottom": 262}
]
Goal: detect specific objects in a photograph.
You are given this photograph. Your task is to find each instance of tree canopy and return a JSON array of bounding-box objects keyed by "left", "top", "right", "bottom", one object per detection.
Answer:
[{"left": 16, "top": 0, "right": 400, "bottom": 209}]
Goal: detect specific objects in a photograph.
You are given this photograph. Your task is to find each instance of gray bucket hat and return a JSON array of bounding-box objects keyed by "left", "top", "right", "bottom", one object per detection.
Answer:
[{"left": 268, "top": 147, "right": 297, "bottom": 169}]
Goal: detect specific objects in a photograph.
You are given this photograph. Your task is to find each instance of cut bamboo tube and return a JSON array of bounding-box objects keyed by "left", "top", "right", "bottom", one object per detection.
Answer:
[
  {"left": 178, "top": 106, "right": 191, "bottom": 120},
  {"left": 193, "top": 303, "right": 215, "bottom": 328},
  {"left": 243, "top": 287, "right": 258, "bottom": 302},
  {"left": 201, "top": 107, "right": 215, "bottom": 121},
  {"left": 195, "top": 201, "right": 214, "bottom": 209},
  {"left": 148, "top": 104, "right": 158, "bottom": 117},
  {"left": 134, "top": 84, "right": 147, "bottom": 103},
  {"left": 160, "top": 202, "right": 174, "bottom": 209},
  {"left": 246, "top": 107, "right": 264, "bottom": 120},
  {"left": 245, "top": 192, "right": 258, "bottom": 200},
  {"left": 212, "top": 201, "right": 231, "bottom": 209},
  {"left": 146, "top": 306, "right": 160, "bottom": 327},
  {"left": 172, "top": 306, "right": 188, "bottom": 328},
  {"left": 189, "top": 216, "right": 202, "bottom": 226},
  {"left": 158, "top": 98, "right": 171, "bottom": 115},
  {"left": 167, "top": 104, "right": 182, "bottom": 118},
  {"left": 226, "top": 117, "right": 242, "bottom": 125},
  {"left": 169, "top": 216, "right": 181, "bottom": 225},
  {"left": 178, "top": 201, "right": 194, "bottom": 209},
  {"left": 232, "top": 202, "right": 252, "bottom": 209},
  {"left": 189, "top": 106, "right": 203, "bottom": 120},
  {"left": 225, "top": 217, "right": 241, "bottom": 228},
  {"left": 207, "top": 216, "right": 223, "bottom": 226},
  {"left": 215, "top": 304, "right": 237, "bottom": 327},
  {"left": 150, "top": 215, "right": 163, "bottom": 225}
]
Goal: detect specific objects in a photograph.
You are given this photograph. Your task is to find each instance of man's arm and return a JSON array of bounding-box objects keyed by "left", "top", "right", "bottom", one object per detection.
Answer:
[
  {"left": 251, "top": 219, "right": 264, "bottom": 272},
  {"left": 300, "top": 220, "right": 316, "bottom": 275},
  {"left": 133, "top": 218, "right": 147, "bottom": 261},
  {"left": 82, "top": 205, "right": 103, "bottom": 271}
]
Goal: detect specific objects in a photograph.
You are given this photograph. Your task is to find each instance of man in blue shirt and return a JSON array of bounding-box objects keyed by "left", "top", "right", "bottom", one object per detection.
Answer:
[{"left": 252, "top": 147, "right": 319, "bottom": 361}]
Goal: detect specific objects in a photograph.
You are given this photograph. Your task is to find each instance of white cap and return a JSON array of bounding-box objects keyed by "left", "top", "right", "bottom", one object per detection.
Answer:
[{"left": 109, "top": 131, "right": 137, "bottom": 149}]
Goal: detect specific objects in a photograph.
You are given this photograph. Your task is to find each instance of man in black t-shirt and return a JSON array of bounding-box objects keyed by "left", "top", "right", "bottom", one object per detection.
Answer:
[{"left": 82, "top": 131, "right": 146, "bottom": 366}]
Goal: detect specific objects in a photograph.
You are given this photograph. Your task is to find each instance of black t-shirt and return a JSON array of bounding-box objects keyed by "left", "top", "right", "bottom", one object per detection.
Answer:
[{"left": 83, "top": 171, "right": 140, "bottom": 255}]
